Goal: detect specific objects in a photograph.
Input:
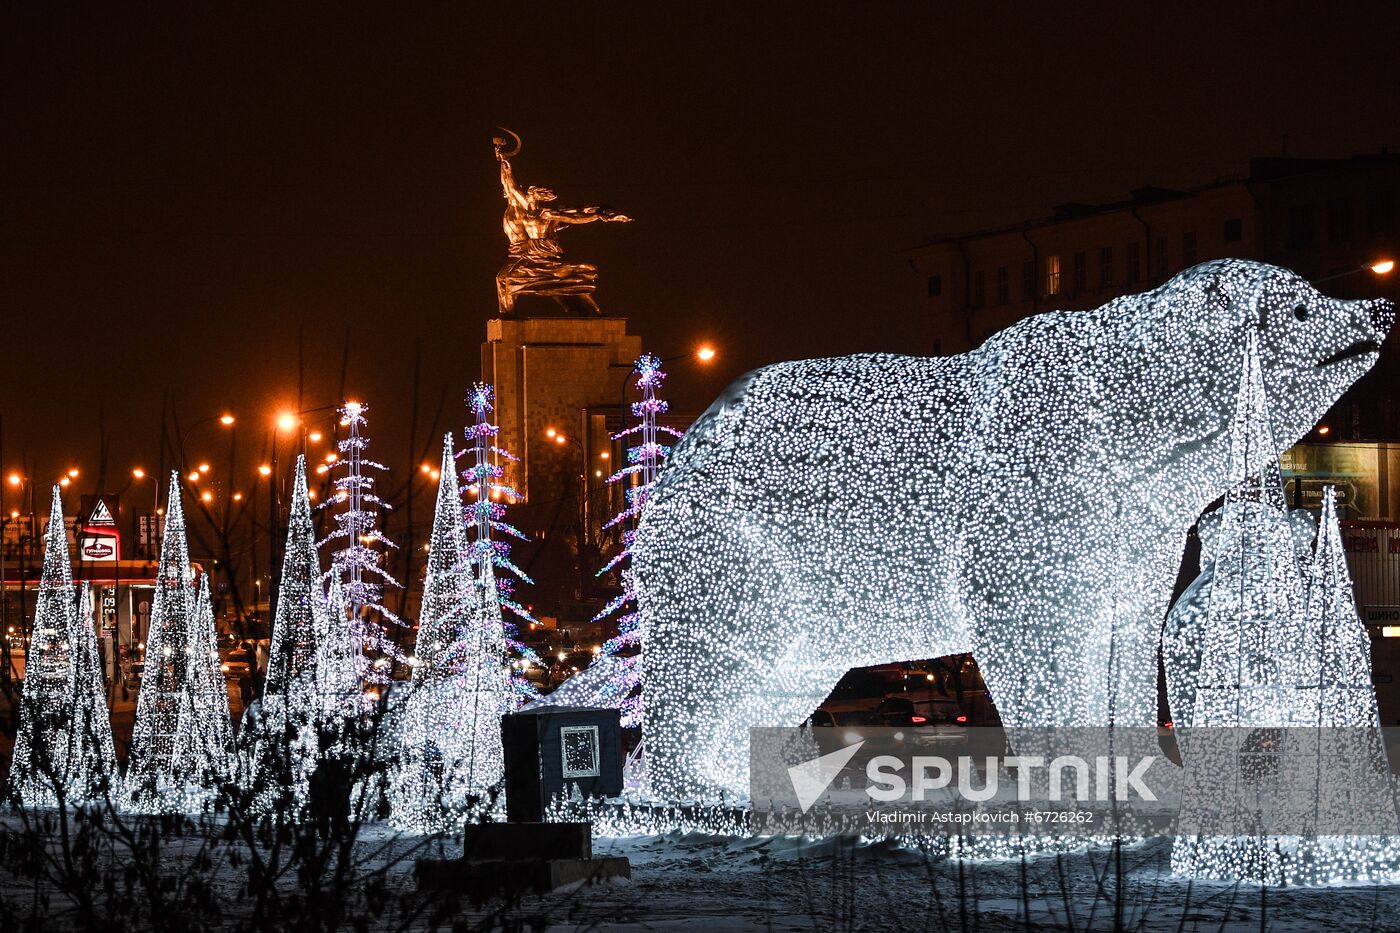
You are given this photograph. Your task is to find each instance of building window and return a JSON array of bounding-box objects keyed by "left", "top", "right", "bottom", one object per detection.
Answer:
[
  {"left": 926, "top": 274, "right": 942, "bottom": 297},
  {"left": 1072, "top": 251, "right": 1086, "bottom": 294},
  {"left": 1328, "top": 198, "right": 1351, "bottom": 244},
  {"left": 1286, "top": 204, "right": 1316, "bottom": 250},
  {"left": 995, "top": 265, "right": 1009, "bottom": 305},
  {"left": 1223, "top": 218, "right": 1243, "bottom": 243},
  {"left": 972, "top": 270, "right": 985, "bottom": 309},
  {"left": 1098, "top": 246, "right": 1113, "bottom": 288},
  {"left": 1127, "top": 242, "right": 1141, "bottom": 284},
  {"left": 1154, "top": 237, "right": 1168, "bottom": 280},
  {"left": 1021, "top": 261, "right": 1035, "bottom": 302},
  {"left": 1045, "top": 255, "right": 1061, "bottom": 296},
  {"left": 1182, "top": 231, "right": 1197, "bottom": 268},
  {"left": 1368, "top": 191, "right": 1393, "bottom": 236}
]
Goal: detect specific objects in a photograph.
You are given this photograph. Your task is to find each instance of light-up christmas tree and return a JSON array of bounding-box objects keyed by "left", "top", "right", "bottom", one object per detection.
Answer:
[
  {"left": 549, "top": 355, "right": 683, "bottom": 726},
  {"left": 322, "top": 400, "right": 404, "bottom": 690},
  {"left": 459, "top": 383, "right": 539, "bottom": 703},
  {"left": 64, "top": 583, "right": 117, "bottom": 803},
  {"left": 391, "top": 435, "right": 511, "bottom": 832},
  {"left": 167, "top": 573, "right": 233, "bottom": 809},
  {"left": 1302, "top": 485, "right": 1382, "bottom": 727},
  {"left": 10, "top": 486, "right": 79, "bottom": 806},
  {"left": 126, "top": 474, "right": 199, "bottom": 812},
  {"left": 245, "top": 455, "right": 324, "bottom": 810},
  {"left": 1167, "top": 334, "right": 1400, "bottom": 884}
]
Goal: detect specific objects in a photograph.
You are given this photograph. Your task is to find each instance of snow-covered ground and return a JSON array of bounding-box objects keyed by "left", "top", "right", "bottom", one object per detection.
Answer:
[{"left": 7, "top": 813, "right": 1400, "bottom": 930}]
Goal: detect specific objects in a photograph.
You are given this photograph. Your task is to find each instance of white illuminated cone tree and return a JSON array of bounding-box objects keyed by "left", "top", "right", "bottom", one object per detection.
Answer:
[
  {"left": 167, "top": 574, "right": 234, "bottom": 809},
  {"left": 64, "top": 583, "right": 117, "bottom": 802},
  {"left": 246, "top": 455, "right": 324, "bottom": 811},
  {"left": 391, "top": 435, "right": 509, "bottom": 831},
  {"left": 11, "top": 487, "right": 79, "bottom": 806},
  {"left": 126, "top": 474, "right": 228, "bottom": 812}
]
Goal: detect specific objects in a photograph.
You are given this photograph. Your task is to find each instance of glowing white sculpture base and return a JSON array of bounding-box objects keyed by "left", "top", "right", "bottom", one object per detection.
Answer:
[{"left": 634, "top": 259, "right": 1391, "bottom": 802}]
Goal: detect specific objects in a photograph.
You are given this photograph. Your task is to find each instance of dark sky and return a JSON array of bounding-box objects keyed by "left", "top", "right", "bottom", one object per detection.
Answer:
[{"left": 3, "top": 3, "right": 1400, "bottom": 496}]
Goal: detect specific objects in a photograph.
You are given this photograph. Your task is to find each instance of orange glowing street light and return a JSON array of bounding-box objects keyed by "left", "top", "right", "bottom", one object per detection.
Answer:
[
  {"left": 67, "top": 469, "right": 79, "bottom": 478},
  {"left": 59, "top": 477, "right": 70, "bottom": 488},
  {"left": 132, "top": 467, "right": 146, "bottom": 480},
  {"left": 7, "top": 473, "right": 20, "bottom": 487},
  {"left": 187, "top": 471, "right": 200, "bottom": 483},
  {"left": 258, "top": 464, "right": 272, "bottom": 477},
  {"left": 1373, "top": 259, "right": 1396, "bottom": 275},
  {"left": 545, "top": 427, "right": 557, "bottom": 438},
  {"left": 198, "top": 463, "right": 210, "bottom": 473},
  {"left": 219, "top": 414, "right": 236, "bottom": 426},
  {"left": 233, "top": 492, "right": 243, "bottom": 502},
  {"left": 308, "top": 431, "right": 323, "bottom": 443},
  {"left": 696, "top": 345, "right": 717, "bottom": 362},
  {"left": 276, "top": 411, "right": 299, "bottom": 432},
  {"left": 201, "top": 491, "right": 213, "bottom": 503}
]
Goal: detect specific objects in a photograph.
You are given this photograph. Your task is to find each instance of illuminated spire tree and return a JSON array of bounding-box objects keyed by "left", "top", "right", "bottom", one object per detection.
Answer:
[
  {"left": 167, "top": 574, "right": 233, "bottom": 809},
  {"left": 244, "top": 455, "right": 323, "bottom": 810},
  {"left": 555, "top": 354, "right": 683, "bottom": 726},
  {"left": 460, "top": 383, "right": 539, "bottom": 703},
  {"left": 64, "top": 583, "right": 117, "bottom": 802},
  {"left": 461, "top": 383, "right": 531, "bottom": 619},
  {"left": 10, "top": 486, "right": 79, "bottom": 806},
  {"left": 322, "top": 400, "right": 403, "bottom": 687},
  {"left": 126, "top": 474, "right": 197, "bottom": 812},
  {"left": 391, "top": 435, "right": 508, "bottom": 831}
]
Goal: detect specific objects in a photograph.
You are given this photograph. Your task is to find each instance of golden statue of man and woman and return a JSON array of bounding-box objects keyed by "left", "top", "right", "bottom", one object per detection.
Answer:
[{"left": 492, "top": 129, "right": 631, "bottom": 316}]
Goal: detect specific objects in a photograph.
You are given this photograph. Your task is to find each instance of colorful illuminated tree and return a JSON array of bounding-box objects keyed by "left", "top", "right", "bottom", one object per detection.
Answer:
[
  {"left": 459, "top": 383, "right": 539, "bottom": 702},
  {"left": 10, "top": 486, "right": 79, "bottom": 806},
  {"left": 550, "top": 354, "right": 682, "bottom": 726},
  {"left": 244, "top": 455, "right": 324, "bottom": 810},
  {"left": 391, "top": 435, "right": 512, "bottom": 831},
  {"left": 322, "top": 400, "right": 403, "bottom": 688}
]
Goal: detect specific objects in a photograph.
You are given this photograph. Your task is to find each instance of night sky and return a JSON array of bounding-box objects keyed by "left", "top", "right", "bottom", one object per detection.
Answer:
[{"left": 3, "top": 3, "right": 1400, "bottom": 496}]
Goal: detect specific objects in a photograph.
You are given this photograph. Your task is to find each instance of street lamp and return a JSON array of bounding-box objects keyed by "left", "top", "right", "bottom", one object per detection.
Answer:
[{"left": 1310, "top": 259, "right": 1395, "bottom": 285}]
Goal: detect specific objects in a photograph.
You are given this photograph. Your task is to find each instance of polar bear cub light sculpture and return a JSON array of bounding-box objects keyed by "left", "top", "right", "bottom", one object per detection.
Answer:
[{"left": 633, "top": 259, "right": 1392, "bottom": 801}]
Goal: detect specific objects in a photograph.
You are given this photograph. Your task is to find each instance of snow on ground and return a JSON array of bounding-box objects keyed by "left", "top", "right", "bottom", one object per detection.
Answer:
[{"left": 7, "top": 813, "right": 1400, "bottom": 930}]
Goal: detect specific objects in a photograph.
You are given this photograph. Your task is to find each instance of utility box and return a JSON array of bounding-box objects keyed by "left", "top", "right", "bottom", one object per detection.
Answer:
[{"left": 502, "top": 707, "right": 623, "bottom": 822}]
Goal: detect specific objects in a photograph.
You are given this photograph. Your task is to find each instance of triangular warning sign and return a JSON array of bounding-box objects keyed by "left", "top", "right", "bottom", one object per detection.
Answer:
[{"left": 88, "top": 499, "right": 115, "bottom": 526}]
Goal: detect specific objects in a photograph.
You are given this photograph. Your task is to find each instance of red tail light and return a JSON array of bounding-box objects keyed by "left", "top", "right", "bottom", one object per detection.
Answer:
[
  {"left": 911, "top": 715, "right": 927, "bottom": 724},
  {"left": 955, "top": 715, "right": 968, "bottom": 724}
]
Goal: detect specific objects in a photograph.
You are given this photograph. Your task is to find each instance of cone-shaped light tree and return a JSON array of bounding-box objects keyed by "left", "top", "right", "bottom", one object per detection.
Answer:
[
  {"left": 126, "top": 474, "right": 211, "bottom": 811},
  {"left": 63, "top": 583, "right": 118, "bottom": 803},
  {"left": 1303, "top": 486, "right": 1381, "bottom": 726},
  {"left": 322, "top": 400, "right": 403, "bottom": 688},
  {"left": 246, "top": 455, "right": 325, "bottom": 811},
  {"left": 166, "top": 573, "right": 234, "bottom": 810},
  {"left": 11, "top": 486, "right": 79, "bottom": 806},
  {"left": 391, "top": 435, "right": 510, "bottom": 831}
]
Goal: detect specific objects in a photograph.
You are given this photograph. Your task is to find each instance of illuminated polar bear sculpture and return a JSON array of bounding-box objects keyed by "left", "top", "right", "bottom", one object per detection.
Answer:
[{"left": 633, "top": 259, "right": 1392, "bottom": 801}]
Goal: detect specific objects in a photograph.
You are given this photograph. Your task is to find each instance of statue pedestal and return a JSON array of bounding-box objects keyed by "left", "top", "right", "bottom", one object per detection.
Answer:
[{"left": 482, "top": 314, "right": 641, "bottom": 512}]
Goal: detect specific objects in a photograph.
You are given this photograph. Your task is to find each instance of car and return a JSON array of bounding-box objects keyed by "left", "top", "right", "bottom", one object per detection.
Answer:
[{"left": 874, "top": 696, "right": 969, "bottom": 746}]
